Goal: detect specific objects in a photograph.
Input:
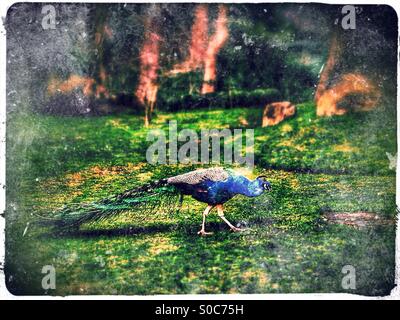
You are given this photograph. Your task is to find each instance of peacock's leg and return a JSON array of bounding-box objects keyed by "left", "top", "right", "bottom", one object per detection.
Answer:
[
  {"left": 216, "top": 205, "right": 242, "bottom": 232},
  {"left": 198, "top": 205, "right": 213, "bottom": 236},
  {"left": 176, "top": 193, "right": 184, "bottom": 214}
]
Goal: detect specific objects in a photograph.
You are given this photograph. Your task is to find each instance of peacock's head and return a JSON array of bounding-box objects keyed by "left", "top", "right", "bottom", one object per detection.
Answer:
[{"left": 256, "top": 175, "right": 272, "bottom": 191}]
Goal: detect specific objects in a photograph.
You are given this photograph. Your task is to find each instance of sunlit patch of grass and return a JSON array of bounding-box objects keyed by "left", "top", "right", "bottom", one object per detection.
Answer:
[
  {"left": 333, "top": 142, "right": 359, "bottom": 153},
  {"left": 281, "top": 123, "right": 293, "bottom": 133},
  {"left": 146, "top": 234, "right": 179, "bottom": 255}
]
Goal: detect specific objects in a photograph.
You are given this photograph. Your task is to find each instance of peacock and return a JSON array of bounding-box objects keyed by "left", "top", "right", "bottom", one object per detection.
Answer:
[{"left": 46, "top": 167, "right": 272, "bottom": 235}]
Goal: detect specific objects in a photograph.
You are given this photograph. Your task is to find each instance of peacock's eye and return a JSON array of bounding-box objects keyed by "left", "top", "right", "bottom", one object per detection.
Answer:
[{"left": 262, "top": 182, "right": 271, "bottom": 190}]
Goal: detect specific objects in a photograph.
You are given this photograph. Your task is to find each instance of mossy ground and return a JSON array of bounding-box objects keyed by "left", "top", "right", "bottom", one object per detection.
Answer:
[{"left": 5, "top": 102, "right": 396, "bottom": 295}]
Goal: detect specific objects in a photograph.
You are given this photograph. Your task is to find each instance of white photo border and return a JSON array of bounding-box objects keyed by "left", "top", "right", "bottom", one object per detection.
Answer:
[{"left": 0, "top": 0, "right": 398, "bottom": 300}]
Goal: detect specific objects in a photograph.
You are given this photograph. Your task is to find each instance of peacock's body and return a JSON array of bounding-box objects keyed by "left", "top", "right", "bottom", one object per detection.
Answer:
[{"left": 47, "top": 167, "right": 271, "bottom": 235}]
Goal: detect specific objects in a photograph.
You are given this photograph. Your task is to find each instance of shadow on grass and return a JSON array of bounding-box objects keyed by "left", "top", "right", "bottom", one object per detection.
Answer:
[{"left": 40, "top": 217, "right": 275, "bottom": 239}]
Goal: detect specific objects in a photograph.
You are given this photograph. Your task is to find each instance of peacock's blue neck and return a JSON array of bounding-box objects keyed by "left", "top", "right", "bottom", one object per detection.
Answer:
[{"left": 228, "top": 175, "right": 264, "bottom": 197}]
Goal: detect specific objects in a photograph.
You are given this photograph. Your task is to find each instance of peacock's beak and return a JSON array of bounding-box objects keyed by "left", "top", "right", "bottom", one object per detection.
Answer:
[{"left": 258, "top": 176, "right": 272, "bottom": 191}]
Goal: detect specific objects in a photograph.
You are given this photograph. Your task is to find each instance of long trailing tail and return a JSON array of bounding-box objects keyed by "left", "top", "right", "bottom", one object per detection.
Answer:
[{"left": 38, "top": 179, "right": 182, "bottom": 230}]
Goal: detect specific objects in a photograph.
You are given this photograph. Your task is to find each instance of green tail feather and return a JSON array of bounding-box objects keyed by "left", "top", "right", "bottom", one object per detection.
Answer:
[{"left": 42, "top": 179, "right": 181, "bottom": 229}]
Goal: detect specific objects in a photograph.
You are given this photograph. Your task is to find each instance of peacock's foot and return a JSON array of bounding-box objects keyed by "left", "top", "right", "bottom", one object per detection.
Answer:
[
  {"left": 197, "top": 230, "right": 213, "bottom": 236},
  {"left": 231, "top": 227, "right": 245, "bottom": 232}
]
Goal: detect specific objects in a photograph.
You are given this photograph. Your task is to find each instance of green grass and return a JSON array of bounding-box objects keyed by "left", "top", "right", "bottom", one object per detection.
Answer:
[{"left": 5, "top": 102, "right": 397, "bottom": 295}]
